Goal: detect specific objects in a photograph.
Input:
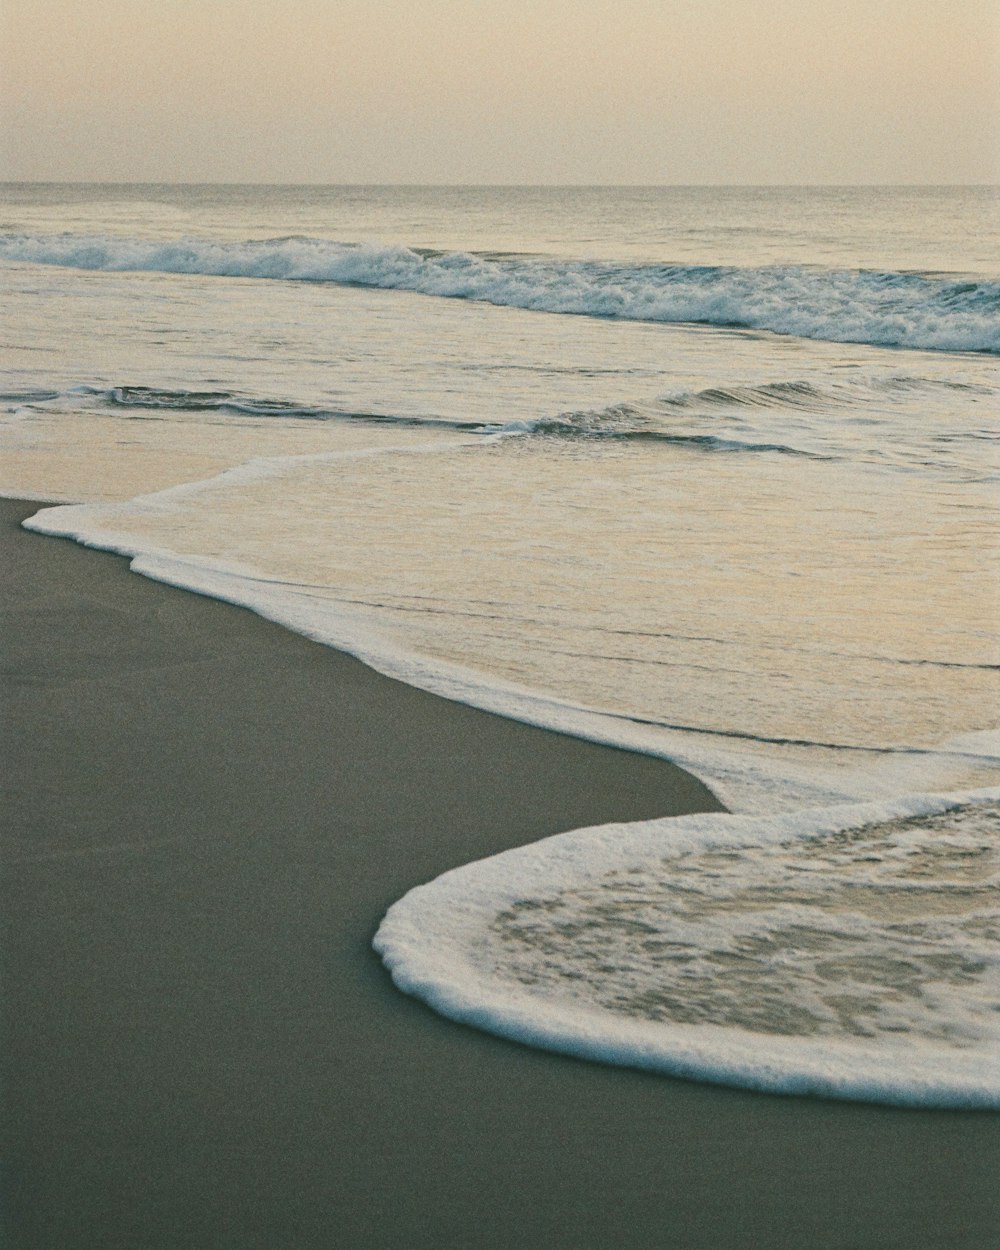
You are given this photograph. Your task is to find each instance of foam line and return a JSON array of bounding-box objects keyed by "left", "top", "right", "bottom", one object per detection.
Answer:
[{"left": 3, "top": 233, "right": 998, "bottom": 354}]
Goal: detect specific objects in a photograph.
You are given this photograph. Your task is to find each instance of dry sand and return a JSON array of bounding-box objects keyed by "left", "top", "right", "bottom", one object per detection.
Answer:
[{"left": 2, "top": 497, "right": 997, "bottom": 1249}]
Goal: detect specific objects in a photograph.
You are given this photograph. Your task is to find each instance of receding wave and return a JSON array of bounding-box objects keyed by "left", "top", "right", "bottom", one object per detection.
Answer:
[
  {"left": 3, "top": 232, "right": 998, "bottom": 354},
  {"left": 375, "top": 791, "right": 1000, "bottom": 1108}
]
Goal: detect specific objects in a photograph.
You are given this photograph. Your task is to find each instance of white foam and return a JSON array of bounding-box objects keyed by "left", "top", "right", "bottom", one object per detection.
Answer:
[
  {"left": 18, "top": 495, "right": 908, "bottom": 817},
  {"left": 22, "top": 432, "right": 997, "bottom": 819},
  {"left": 375, "top": 791, "right": 1000, "bottom": 1108},
  {"left": 3, "top": 233, "right": 998, "bottom": 355}
]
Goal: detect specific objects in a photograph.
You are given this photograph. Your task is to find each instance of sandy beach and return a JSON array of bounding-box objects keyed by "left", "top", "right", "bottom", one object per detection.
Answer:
[{"left": 3, "top": 495, "right": 998, "bottom": 1250}]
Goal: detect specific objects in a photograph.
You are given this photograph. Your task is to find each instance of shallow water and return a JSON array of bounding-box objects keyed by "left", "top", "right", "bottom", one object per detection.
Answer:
[{"left": 492, "top": 803, "right": 1000, "bottom": 1045}]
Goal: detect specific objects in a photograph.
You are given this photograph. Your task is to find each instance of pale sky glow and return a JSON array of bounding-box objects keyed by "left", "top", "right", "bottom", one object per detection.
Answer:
[{"left": 2, "top": 0, "right": 998, "bottom": 183}]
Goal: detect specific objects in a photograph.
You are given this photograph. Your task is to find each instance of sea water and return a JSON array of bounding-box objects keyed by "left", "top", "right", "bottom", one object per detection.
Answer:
[{"left": 2, "top": 184, "right": 998, "bottom": 1105}]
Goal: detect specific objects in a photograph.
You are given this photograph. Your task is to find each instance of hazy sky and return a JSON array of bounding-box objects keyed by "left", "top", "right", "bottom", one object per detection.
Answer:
[{"left": 3, "top": 0, "right": 998, "bottom": 183}]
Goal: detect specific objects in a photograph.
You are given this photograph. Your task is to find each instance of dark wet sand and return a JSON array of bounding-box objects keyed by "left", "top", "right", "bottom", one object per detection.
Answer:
[{"left": 2, "top": 497, "right": 997, "bottom": 1250}]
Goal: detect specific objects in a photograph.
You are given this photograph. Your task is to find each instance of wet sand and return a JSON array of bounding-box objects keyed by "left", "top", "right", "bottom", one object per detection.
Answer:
[{"left": 2, "top": 497, "right": 997, "bottom": 1249}]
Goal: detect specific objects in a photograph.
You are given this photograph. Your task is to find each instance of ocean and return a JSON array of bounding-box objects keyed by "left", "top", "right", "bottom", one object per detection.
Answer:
[{"left": 2, "top": 183, "right": 998, "bottom": 1106}]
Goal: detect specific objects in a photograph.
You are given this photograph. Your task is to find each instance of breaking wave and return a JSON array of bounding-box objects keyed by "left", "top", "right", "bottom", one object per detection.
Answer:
[{"left": 3, "top": 232, "right": 998, "bottom": 354}]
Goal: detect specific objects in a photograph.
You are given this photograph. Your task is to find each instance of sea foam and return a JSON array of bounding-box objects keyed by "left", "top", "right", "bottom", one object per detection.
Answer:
[
  {"left": 375, "top": 792, "right": 1000, "bottom": 1108},
  {"left": 3, "top": 232, "right": 998, "bottom": 355}
]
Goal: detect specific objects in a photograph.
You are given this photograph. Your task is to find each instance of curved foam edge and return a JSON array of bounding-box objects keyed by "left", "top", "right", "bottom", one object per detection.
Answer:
[
  {"left": 14, "top": 487, "right": 829, "bottom": 814},
  {"left": 20, "top": 472, "right": 997, "bottom": 815},
  {"left": 374, "top": 790, "right": 1000, "bottom": 1109}
]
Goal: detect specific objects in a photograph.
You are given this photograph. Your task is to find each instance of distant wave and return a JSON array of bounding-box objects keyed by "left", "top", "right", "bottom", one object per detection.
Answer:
[
  {"left": 499, "top": 371, "right": 996, "bottom": 467},
  {"left": 9, "top": 376, "right": 991, "bottom": 469},
  {"left": 20, "top": 382, "right": 844, "bottom": 459},
  {"left": 2, "top": 232, "right": 998, "bottom": 354},
  {"left": 96, "top": 384, "right": 825, "bottom": 456}
]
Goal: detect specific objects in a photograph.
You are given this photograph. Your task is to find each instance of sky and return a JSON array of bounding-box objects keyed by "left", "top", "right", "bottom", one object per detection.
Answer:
[{"left": 2, "top": 0, "right": 998, "bottom": 184}]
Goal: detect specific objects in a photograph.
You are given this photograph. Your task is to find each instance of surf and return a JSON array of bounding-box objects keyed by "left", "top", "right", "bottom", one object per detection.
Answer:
[{"left": 3, "top": 231, "right": 998, "bottom": 354}]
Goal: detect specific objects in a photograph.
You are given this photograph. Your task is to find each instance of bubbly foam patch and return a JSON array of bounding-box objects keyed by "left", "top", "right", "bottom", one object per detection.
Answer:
[{"left": 375, "top": 792, "right": 1000, "bottom": 1107}]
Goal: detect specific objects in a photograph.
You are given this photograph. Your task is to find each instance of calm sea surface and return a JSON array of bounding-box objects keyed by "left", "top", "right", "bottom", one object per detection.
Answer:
[{"left": 3, "top": 184, "right": 998, "bottom": 1104}]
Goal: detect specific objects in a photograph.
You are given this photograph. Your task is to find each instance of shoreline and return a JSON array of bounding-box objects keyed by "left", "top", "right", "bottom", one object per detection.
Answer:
[{"left": 3, "top": 497, "right": 997, "bottom": 1250}]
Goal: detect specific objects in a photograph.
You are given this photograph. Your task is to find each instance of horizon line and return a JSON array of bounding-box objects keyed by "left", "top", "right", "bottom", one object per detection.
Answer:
[{"left": 2, "top": 179, "right": 998, "bottom": 190}]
